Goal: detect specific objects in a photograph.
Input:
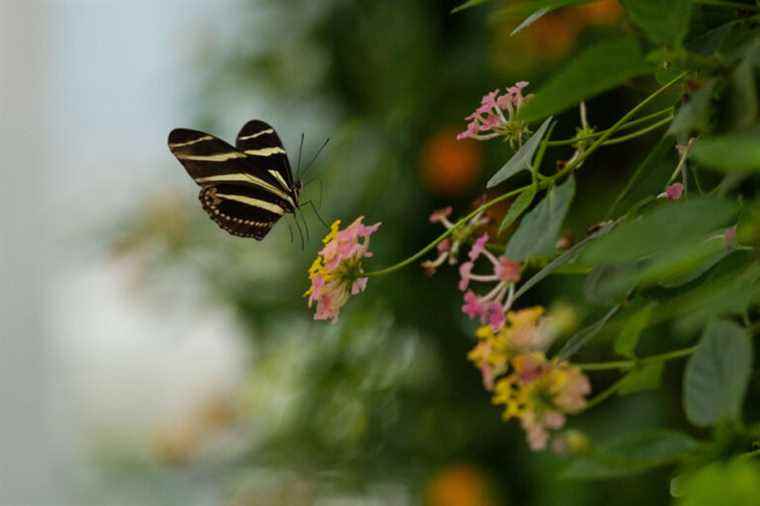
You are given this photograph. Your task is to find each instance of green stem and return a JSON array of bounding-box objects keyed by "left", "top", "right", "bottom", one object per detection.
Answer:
[
  {"left": 365, "top": 74, "right": 685, "bottom": 279},
  {"left": 583, "top": 375, "right": 629, "bottom": 410},
  {"left": 600, "top": 116, "right": 674, "bottom": 146},
  {"left": 546, "top": 108, "right": 674, "bottom": 147},
  {"left": 578, "top": 345, "right": 699, "bottom": 371},
  {"left": 364, "top": 185, "right": 531, "bottom": 277},
  {"left": 556, "top": 73, "right": 686, "bottom": 180}
]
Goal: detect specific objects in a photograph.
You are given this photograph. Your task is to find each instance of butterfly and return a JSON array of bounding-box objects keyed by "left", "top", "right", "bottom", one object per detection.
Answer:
[{"left": 168, "top": 119, "right": 303, "bottom": 240}]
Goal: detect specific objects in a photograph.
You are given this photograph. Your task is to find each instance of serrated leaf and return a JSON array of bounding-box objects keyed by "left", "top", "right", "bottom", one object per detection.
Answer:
[
  {"left": 618, "top": 363, "right": 664, "bottom": 395},
  {"left": 684, "top": 319, "right": 753, "bottom": 427},
  {"left": 563, "top": 430, "right": 699, "bottom": 479},
  {"left": 498, "top": 185, "right": 537, "bottom": 236},
  {"left": 580, "top": 198, "right": 738, "bottom": 264},
  {"left": 620, "top": 0, "right": 691, "bottom": 47},
  {"left": 487, "top": 117, "right": 553, "bottom": 188},
  {"left": 517, "top": 37, "right": 652, "bottom": 122},
  {"left": 615, "top": 303, "right": 654, "bottom": 358},
  {"left": 692, "top": 129, "right": 760, "bottom": 172},
  {"left": 505, "top": 176, "right": 575, "bottom": 260}
]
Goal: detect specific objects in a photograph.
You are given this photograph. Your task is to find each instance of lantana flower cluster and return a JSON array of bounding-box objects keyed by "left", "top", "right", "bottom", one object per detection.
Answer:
[
  {"left": 306, "top": 216, "right": 381, "bottom": 322},
  {"left": 423, "top": 205, "right": 590, "bottom": 451},
  {"left": 492, "top": 353, "right": 590, "bottom": 451},
  {"left": 421, "top": 207, "right": 489, "bottom": 275},
  {"left": 457, "top": 82, "right": 533, "bottom": 147}
]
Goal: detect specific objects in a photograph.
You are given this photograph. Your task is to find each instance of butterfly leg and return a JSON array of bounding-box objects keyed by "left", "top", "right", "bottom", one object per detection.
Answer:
[{"left": 301, "top": 199, "right": 329, "bottom": 229}]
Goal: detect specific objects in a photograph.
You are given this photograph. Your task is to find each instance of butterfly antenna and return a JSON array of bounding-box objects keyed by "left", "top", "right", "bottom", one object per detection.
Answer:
[
  {"left": 301, "top": 138, "right": 330, "bottom": 178},
  {"left": 287, "top": 222, "right": 295, "bottom": 244},
  {"left": 296, "top": 132, "right": 305, "bottom": 178}
]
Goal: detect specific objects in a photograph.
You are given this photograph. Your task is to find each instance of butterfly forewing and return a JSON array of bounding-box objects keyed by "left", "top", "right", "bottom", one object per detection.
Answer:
[
  {"left": 235, "top": 119, "right": 295, "bottom": 191},
  {"left": 168, "top": 123, "right": 299, "bottom": 240}
]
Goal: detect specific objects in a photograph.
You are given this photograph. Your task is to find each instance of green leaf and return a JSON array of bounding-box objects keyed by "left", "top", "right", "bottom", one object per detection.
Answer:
[
  {"left": 727, "top": 43, "right": 760, "bottom": 131},
  {"left": 558, "top": 304, "right": 620, "bottom": 359},
  {"left": 563, "top": 430, "right": 700, "bottom": 479},
  {"left": 692, "top": 130, "right": 760, "bottom": 172},
  {"left": 668, "top": 80, "right": 717, "bottom": 137},
  {"left": 684, "top": 319, "right": 753, "bottom": 427},
  {"left": 618, "top": 363, "right": 664, "bottom": 395},
  {"left": 737, "top": 203, "right": 760, "bottom": 247},
  {"left": 505, "top": 176, "right": 575, "bottom": 261},
  {"left": 513, "top": 221, "right": 614, "bottom": 300},
  {"left": 665, "top": 261, "right": 760, "bottom": 333},
  {"left": 677, "top": 460, "right": 760, "bottom": 506},
  {"left": 487, "top": 117, "right": 554, "bottom": 188},
  {"left": 580, "top": 198, "right": 738, "bottom": 264},
  {"left": 451, "top": 0, "right": 492, "bottom": 13},
  {"left": 517, "top": 37, "right": 652, "bottom": 122},
  {"left": 584, "top": 263, "right": 640, "bottom": 305},
  {"left": 498, "top": 185, "right": 537, "bottom": 236},
  {"left": 615, "top": 303, "right": 654, "bottom": 358},
  {"left": 620, "top": 0, "right": 691, "bottom": 47}
]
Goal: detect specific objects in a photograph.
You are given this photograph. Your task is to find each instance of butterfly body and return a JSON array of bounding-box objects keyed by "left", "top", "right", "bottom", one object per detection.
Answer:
[{"left": 168, "top": 120, "right": 301, "bottom": 240}]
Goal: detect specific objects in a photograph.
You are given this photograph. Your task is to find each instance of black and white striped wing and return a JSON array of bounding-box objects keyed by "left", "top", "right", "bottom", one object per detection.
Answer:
[
  {"left": 235, "top": 119, "right": 296, "bottom": 192},
  {"left": 199, "top": 184, "right": 286, "bottom": 240},
  {"left": 167, "top": 128, "right": 295, "bottom": 240}
]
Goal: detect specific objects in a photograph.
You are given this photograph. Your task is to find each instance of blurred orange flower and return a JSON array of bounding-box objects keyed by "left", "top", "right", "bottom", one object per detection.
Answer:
[
  {"left": 425, "top": 464, "right": 496, "bottom": 506},
  {"left": 420, "top": 127, "right": 482, "bottom": 197}
]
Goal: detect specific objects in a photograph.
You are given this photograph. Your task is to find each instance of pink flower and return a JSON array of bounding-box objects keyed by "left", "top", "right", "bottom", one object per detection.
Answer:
[
  {"left": 484, "top": 301, "right": 506, "bottom": 331},
  {"left": 665, "top": 182, "right": 684, "bottom": 201},
  {"left": 429, "top": 206, "right": 453, "bottom": 224},
  {"left": 725, "top": 225, "right": 737, "bottom": 250},
  {"left": 496, "top": 257, "right": 522, "bottom": 283},
  {"left": 457, "top": 235, "right": 522, "bottom": 332},
  {"left": 462, "top": 290, "right": 485, "bottom": 319},
  {"left": 456, "top": 120, "right": 480, "bottom": 140},
  {"left": 468, "top": 233, "right": 489, "bottom": 261},
  {"left": 458, "top": 261, "right": 474, "bottom": 291},
  {"left": 421, "top": 207, "right": 489, "bottom": 274},
  {"left": 306, "top": 217, "right": 381, "bottom": 322}
]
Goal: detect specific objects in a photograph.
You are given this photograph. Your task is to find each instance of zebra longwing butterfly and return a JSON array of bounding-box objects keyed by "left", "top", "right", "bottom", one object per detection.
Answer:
[{"left": 168, "top": 119, "right": 302, "bottom": 240}]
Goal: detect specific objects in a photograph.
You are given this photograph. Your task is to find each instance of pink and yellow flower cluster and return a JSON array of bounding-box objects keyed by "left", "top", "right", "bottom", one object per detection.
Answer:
[
  {"left": 306, "top": 216, "right": 381, "bottom": 322},
  {"left": 492, "top": 352, "right": 590, "bottom": 451}
]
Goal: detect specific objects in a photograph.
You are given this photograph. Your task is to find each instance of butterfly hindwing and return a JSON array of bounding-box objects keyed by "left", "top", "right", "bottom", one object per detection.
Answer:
[{"left": 199, "top": 184, "right": 287, "bottom": 240}]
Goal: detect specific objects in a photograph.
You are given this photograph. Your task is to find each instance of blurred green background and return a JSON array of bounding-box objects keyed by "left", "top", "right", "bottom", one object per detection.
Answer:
[{"left": 6, "top": 1, "right": 748, "bottom": 505}]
